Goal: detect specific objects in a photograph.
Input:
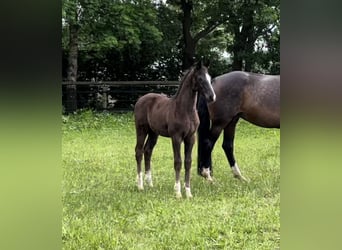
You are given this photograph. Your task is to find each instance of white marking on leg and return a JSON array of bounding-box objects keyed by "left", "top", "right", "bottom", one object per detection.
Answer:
[
  {"left": 145, "top": 170, "right": 153, "bottom": 187},
  {"left": 232, "top": 163, "right": 249, "bottom": 182},
  {"left": 232, "top": 163, "right": 242, "bottom": 176},
  {"left": 201, "top": 167, "right": 213, "bottom": 182},
  {"left": 185, "top": 186, "right": 193, "bottom": 198},
  {"left": 137, "top": 172, "right": 144, "bottom": 190},
  {"left": 174, "top": 181, "right": 182, "bottom": 198}
]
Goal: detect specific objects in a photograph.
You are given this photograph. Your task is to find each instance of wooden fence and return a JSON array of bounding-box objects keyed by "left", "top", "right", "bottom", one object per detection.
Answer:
[{"left": 62, "top": 81, "right": 180, "bottom": 113}]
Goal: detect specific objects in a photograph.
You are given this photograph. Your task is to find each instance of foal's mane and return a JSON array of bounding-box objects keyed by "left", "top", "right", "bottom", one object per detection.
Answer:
[{"left": 172, "top": 66, "right": 194, "bottom": 99}]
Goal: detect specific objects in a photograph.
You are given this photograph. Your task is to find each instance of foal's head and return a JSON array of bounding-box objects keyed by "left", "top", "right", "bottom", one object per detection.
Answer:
[{"left": 192, "top": 60, "right": 216, "bottom": 103}]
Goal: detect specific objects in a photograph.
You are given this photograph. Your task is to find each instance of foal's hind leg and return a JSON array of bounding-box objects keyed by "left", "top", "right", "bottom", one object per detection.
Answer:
[
  {"left": 135, "top": 128, "right": 148, "bottom": 190},
  {"left": 144, "top": 132, "right": 159, "bottom": 187},
  {"left": 222, "top": 118, "right": 248, "bottom": 182}
]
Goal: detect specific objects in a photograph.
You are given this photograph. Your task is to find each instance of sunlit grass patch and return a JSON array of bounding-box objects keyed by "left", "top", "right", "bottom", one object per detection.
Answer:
[{"left": 62, "top": 110, "right": 280, "bottom": 249}]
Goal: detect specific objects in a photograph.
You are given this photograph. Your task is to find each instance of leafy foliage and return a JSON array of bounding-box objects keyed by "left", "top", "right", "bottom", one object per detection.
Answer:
[
  {"left": 224, "top": 0, "right": 280, "bottom": 73},
  {"left": 62, "top": 0, "right": 280, "bottom": 81}
]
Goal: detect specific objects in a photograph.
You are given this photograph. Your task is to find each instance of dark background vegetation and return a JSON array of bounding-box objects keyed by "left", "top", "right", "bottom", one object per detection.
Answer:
[
  {"left": 62, "top": 0, "right": 280, "bottom": 82},
  {"left": 62, "top": 0, "right": 280, "bottom": 112}
]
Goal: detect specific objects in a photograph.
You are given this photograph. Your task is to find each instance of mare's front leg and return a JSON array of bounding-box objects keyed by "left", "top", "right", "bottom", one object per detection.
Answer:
[
  {"left": 172, "top": 136, "right": 182, "bottom": 198},
  {"left": 184, "top": 134, "right": 195, "bottom": 198},
  {"left": 222, "top": 118, "right": 249, "bottom": 182},
  {"left": 200, "top": 125, "right": 223, "bottom": 181}
]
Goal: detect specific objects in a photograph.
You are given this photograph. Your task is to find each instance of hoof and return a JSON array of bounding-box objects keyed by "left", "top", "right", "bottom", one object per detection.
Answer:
[
  {"left": 146, "top": 178, "right": 153, "bottom": 188},
  {"left": 137, "top": 173, "right": 144, "bottom": 190},
  {"left": 206, "top": 175, "right": 214, "bottom": 182},
  {"left": 233, "top": 174, "right": 250, "bottom": 183},
  {"left": 201, "top": 168, "right": 213, "bottom": 182},
  {"left": 185, "top": 186, "right": 193, "bottom": 198},
  {"left": 174, "top": 182, "right": 182, "bottom": 198},
  {"left": 231, "top": 164, "right": 249, "bottom": 182},
  {"left": 145, "top": 171, "right": 153, "bottom": 187}
]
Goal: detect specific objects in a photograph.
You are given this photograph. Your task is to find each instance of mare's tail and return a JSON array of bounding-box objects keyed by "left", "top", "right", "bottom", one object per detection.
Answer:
[{"left": 197, "top": 94, "right": 211, "bottom": 175}]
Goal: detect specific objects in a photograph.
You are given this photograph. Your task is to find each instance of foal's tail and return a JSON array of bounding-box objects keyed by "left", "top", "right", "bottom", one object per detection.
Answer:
[{"left": 197, "top": 94, "right": 211, "bottom": 175}]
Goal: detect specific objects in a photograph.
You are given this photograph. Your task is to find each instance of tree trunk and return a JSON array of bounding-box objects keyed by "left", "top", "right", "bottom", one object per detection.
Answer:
[
  {"left": 183, "top": 40, "right": 196, "bottom": 70},
  {"left": 179, "top": 0, "right": 225, "bottom": 70},
  {"left": 231, "top": 3, "right": 255, "bottom": 72},
  {"left": 181, "top": 0, "right": 195, "bottom": 70},
  {"left": 243, "top": 6, "right": 255, "bottom": 72},
  {"left": 231, "top": 28, "right": 244, "bottom": 71},
  {"left": 65, "top": 23, "right": 79, "bottom": 113}
]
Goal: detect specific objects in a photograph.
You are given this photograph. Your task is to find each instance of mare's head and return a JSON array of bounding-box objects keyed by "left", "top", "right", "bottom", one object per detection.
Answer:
[{"left": 192, "top": 60, "right": 216, "bottom": 103}]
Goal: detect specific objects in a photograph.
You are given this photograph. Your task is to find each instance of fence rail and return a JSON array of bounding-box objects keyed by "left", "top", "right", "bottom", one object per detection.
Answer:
[
  {"left": 62, "top": 81, "right": 180, "bottom": 113},
  {"left": 62, "top": 81, "right": 179, "bottom": 86}
]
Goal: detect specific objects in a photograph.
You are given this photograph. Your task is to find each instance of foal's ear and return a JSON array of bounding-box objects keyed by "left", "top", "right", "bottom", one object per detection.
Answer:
[
  {"left": 196, "top": 58, "right": 210, "bottom": 69},
  {"left": 204, "top": 59, "right": 210, "bottom": 68},
  {"left": 196, "top": 60, "right": 203, "bottom": 70}
]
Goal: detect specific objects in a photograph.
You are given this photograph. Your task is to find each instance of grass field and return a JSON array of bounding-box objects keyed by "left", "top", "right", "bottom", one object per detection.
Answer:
[{"left": 62, "top": 110, "right": 280, "bottom": 249}]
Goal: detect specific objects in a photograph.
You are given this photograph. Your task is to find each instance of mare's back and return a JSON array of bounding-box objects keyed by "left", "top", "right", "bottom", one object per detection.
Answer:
[
  {"left": 210, "top": 71, "right": 249, "bottom": 113},
  {"left": 212, "top": 71, "right": 248, "bottom": 92},
  {"left": 209, "top": 71, "right": 279, "bottom": 121},
  {"left": 248, "top": 73, "right": 280, "bottom": 108}
]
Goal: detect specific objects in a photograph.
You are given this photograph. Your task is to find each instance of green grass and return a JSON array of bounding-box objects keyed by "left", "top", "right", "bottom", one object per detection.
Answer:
[{"left": 62, "top": 110, "right": 280, "bottom": 249}]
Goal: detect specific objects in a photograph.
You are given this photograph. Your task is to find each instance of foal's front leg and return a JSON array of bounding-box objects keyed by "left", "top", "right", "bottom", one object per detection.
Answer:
[
  {"left": 171, "top": 136, "right": 182, "bottom": 198},
  {"left": 184, "top": 135, "right": 195, "bottom": 198}
]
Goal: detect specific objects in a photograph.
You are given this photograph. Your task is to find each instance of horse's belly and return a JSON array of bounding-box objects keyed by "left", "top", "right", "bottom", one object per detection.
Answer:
[
  {"left": 242, "top": 110, "right": 280, "bottom": 128},
  {"left": 148, "top": 116, "right": 170, "bottom": 137},
  {"left": 152, "top": 125, "right": 170, "bottom": 137}
]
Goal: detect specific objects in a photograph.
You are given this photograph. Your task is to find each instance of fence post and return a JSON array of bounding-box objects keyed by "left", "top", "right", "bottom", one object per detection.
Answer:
[
  {"left": 101, "top": 85, "right": 109, "bottom": 109},
  {"left": 65, "top": 84, "right": 77, "bottom": 113}
]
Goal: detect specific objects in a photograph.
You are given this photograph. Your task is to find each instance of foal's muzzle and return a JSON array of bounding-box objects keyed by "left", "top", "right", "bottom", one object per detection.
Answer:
[{"left": 204, "top": 92, "right": 216, "bottom": 103}]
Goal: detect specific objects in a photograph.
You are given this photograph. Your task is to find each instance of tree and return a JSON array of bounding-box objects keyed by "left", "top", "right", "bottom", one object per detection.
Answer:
[
  {"left": 150, "top": 2, "right": 183, "bottom": 80},
  {"left": 62, "top": 0, "right": 126, "bottom": 111},
  {"left": 62, "top": 0, "right": 280, "bottom": 82},
  {"left": 166, "top": 0, "right": 228, "bottom": 70},
  {"left": 62, "top": 0, "right": 81, "bottom": 112},
  {"left": 225, "top": 0, "right": 280, "bottom": 73},
  {"left": 63, "top": 0, "right": 163, "bottom": 81}
]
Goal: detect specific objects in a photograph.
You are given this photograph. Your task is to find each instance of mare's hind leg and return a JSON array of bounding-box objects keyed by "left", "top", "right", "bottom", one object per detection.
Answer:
[
  {"left": 172, "top": 136, "right": 183, "bottom": 198},
  {"left": 183, "top": 134, "right": 195, "bottom": 198},
  {"left": 222, "top": 117, "right": 248, "bottom": 182},
  {"left": 135, "top": 127, "right": 148, "bottom": 190},
  {"left": 144, "top": 131, "right": 159, "bottom": 187}
]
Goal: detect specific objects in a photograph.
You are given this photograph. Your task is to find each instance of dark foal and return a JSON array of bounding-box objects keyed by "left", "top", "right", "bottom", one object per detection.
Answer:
[
  {"left": 197, "top": 71, "right": 280, "bottom": 181},
  {"left": 134, "top": 61, "right": 216, "bottom": 198}
]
